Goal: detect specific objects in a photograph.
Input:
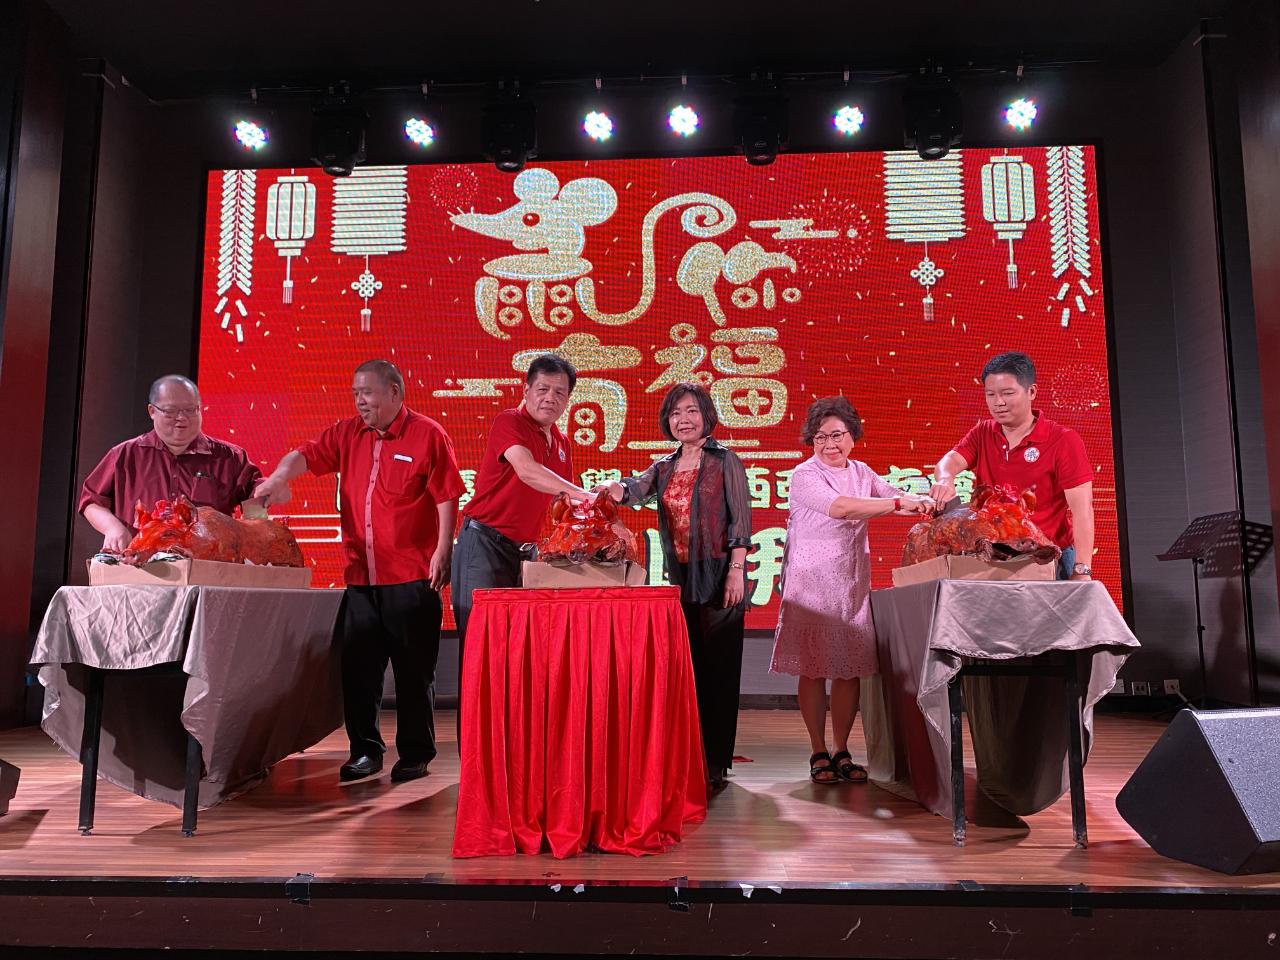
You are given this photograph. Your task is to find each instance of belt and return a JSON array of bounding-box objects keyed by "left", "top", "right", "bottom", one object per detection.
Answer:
[{"left": 462, "top": 516, "right": 520, "bottom": 551}]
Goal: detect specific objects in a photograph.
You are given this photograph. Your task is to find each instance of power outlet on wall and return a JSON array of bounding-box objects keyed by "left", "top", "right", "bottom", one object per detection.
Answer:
[
  {"left": 1130, "top": 680, "right": 1151, "bottom": 697},
  {"left": 1163, "top": 679, "right": 1181, "bottom": 695}
]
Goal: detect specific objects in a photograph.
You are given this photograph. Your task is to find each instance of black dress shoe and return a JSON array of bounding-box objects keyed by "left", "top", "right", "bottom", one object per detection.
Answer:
[
  {"left": 339, "top": 754, "right": 383, "bottom": 782},
  {"left": 390, "top": 759, "right": 430, "bottom": 783}
]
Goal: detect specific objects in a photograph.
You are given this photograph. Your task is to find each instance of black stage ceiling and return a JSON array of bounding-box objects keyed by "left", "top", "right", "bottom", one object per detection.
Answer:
[{"left": 44, "top": 0, "right": 1221, "bottom": 99}]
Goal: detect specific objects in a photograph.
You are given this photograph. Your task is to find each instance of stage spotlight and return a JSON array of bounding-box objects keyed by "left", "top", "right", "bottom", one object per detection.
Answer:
[
  {"left": 405, "top": 117, "right": 436, "bottom": 147},
  {"left": 483, "top": 100, "right": 537, "bottom": 172},
  {"left": 1005, "top": 98, "right": 1037, "bottom": 131},
  {"left": 833, "top": 104, "right": 864, "bottom": 136},
  {"left": 233, "top": 119, "right": 268, "bottom": 151},
  {"left": 668, "top": 104, "right": 699, "bottom": 137},
  {"left": 310, "top": 96, "right": 367, "bottom": 176},
  {"left": 583, "top": 110, "right": 614, "bottom": 142},
  {"left": 903, "top": 73, "right": 962, "bottom": 160},
  {"left": 736, "top": 94, "right": 788, "bottom": 166}
]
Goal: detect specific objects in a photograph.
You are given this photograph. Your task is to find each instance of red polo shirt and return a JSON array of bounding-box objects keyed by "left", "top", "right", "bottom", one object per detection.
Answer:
[
  {"left": 954, "top": 411, "right": 1093, "bottom": 548},
  {"left": 462, "top": 405, "right": 574, "bottom": 545},
  {"left": 79, "top": 430, "right": 261, "bottom": 529},
  {"left": 298, "top": 405, "right": 465, "bottom": 586}
]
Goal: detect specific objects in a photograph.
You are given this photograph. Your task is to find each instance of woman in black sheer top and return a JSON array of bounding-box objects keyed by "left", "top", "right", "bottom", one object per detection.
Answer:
[{"left": 595, "top": 382, "right": 753, "bottom": 790}]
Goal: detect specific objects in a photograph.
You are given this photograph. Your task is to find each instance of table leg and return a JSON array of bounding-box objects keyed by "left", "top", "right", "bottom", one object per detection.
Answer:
[
  {"left": 1064, "top": 664, "right": 1088, "bottom": 848},
  {"left": 948, "top": 676, "right": 966, "bottom": 847},
  {"left": 182, "top": 733, "right": 202, "bottom": 837},
  {"left": 77, "top": 667, "right": 105, "bottom": 835}
]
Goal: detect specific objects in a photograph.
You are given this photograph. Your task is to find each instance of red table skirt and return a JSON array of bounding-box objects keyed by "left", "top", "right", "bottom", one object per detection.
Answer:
[{"left": 452, "top": 586, "right": 707, "bottom": 858}]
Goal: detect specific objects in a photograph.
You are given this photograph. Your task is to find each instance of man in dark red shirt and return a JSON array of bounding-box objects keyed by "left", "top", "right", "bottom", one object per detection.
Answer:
[
  {"left": 929, "top": 352, "right": 1096, "bottom": 580},
  {"left": 450, "top": 355, "right": 594, "bottom": 724},
  {"left": 254, "top": 359, "right": 465, "bottom": 783},
  {"left": 79, "top": 375, "right": 261, "bottom": 552}
]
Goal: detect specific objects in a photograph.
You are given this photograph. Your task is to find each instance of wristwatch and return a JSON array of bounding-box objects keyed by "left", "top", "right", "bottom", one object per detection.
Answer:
[
  {"left": 1072, "top": 563, "right": 1092, "bottom": 576},
  {"left": 729, "top": 561, "right": 745, "bottom": 570}
]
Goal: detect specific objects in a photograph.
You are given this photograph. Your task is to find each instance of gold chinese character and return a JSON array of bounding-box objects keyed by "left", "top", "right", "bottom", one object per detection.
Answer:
[
  {"left": 747, "top": 526, "right": 787, "bottom": 605},
  {"left": 745, "top": 466, "right": 772, "bottom": 509},
  {"left": 775, "top": 468, "right": 794, "bottom": 509},
  {"left": 881, "top": 465, "right": 930, "bottom": 496},
  {"left": 458, "top": 469, "right": 477, "bottom": 509}
]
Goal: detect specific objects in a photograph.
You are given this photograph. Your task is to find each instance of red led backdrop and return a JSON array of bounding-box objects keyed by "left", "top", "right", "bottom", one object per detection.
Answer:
[{"left": 197, "top": 147, "right": 1118, "bottom": 628}]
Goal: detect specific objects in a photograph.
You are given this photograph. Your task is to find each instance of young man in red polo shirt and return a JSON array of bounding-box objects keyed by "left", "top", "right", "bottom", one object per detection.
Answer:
[
  {"left": 79, "top": 375, "right": 262, "bottom": 552},
  {"left": 450, "top": 355, "right": 594, "bottom": 723},
  {"left": 929, "top": 351, "right": 1096, "bottom": 581},
  {"left": 254, "top": 359, "right": 465, "bottom": 783}
]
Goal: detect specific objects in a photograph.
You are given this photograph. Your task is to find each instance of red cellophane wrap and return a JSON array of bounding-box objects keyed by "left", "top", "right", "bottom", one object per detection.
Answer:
[
  {"left": 123, "top": 496, "right": 305, "bottom": 567},
  {"left": 902, "top": 484, "right": 1061, "bottom": 566},
  {"left": 534, "top": 493, "right": 639, "bottom": 564}
]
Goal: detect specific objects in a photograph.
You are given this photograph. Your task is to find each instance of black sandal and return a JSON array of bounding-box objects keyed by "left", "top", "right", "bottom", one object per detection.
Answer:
[
  {"left": 831, "top": 750, "right": 868, "bottom": 783},
  {"left": 809, "top": 751, "right": 838, "bottom": 785}
]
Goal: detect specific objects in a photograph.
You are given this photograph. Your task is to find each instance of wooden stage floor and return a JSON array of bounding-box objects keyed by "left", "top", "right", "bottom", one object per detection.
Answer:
[{"left": 2, "top": 708, "right": 1277, "bottom": 890}]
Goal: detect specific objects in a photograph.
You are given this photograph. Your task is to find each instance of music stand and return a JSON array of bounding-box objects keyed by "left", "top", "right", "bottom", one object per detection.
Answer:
[{"left": 1157, "top": 512, "right": 1241, "bottom": 707}]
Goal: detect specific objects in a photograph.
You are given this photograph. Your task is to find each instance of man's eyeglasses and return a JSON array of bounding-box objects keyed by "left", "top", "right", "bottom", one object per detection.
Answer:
[
  {"left": 153, "top": 405, "right": 200, "bottom": 421},
  {"left": 812, "top": 430, "right": 849, "bottom": 445}
]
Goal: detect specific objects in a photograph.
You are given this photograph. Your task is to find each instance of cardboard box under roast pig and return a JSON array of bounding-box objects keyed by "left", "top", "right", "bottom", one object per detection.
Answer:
[
  {"left": 521, "top": 559, "right": 647, "bottom": 589},
  {"left": 88, "top": 558, "right": 313, "bottom": 589},
  {"left": 890, "top": 554, "right": 1056, "bottom": 588}
]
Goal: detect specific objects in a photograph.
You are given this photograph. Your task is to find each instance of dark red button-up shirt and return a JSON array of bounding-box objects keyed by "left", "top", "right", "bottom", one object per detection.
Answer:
[
  {"left": 462, "top": 405, "right": 574, "bottom": 546},
  {"left": 298, "top": 405, "right": 466, "bottom": 586},
  {"left": 955, "top": 410, "right": 1093, "bottom": 548},
  {"left": 78, "top": 430, "right": 262, "bottom": 529}
]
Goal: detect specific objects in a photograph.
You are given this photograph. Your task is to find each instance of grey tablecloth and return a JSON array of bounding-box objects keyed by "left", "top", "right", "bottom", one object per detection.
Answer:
[
  {"left": 862, "top": 580, "right": 1140, "bottom": 817},
  {"left": 30, "top": 584, "right": 344, "bottom": 809}
]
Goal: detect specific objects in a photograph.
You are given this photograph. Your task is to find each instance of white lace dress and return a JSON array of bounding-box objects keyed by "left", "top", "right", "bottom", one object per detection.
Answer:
[{"left": 769, "top": 456, "right": 899, "bottom": 679}]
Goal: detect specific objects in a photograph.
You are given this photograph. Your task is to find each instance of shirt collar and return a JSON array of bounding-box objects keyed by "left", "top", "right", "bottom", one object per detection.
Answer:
[
  {"left": 1026, "top": 410, "right": 1052, "bottom": 444},
  {"left": 139, "top": 429, "right": 212, "bottom": 456},
  {"left": 660, "top": 436, "right": 724, "bottom": 462},
  {"left": 1004, "top": 410, "right": 1051, "bottom": 449},
  {"left": 367, "top": 404, "right": 409, "bottom": 439}
]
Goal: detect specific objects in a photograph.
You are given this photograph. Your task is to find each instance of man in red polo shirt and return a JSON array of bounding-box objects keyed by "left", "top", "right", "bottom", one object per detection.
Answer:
[
  {"left": 80, "top": 374, "right": 261, "bottom": 552},
  {"left": 450, "top": 355, "right": 594, "bottom": 718},
  {"left": 254, "top": 359, "right": 465, "bottom": 783},
  {"left": 929, "top": 352, "right": 1095, "bottom": 581}
]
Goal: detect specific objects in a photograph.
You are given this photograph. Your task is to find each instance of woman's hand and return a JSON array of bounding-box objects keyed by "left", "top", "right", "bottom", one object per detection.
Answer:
[
  {"left": 723, "top": 566, "right": 746, "bottom": 608},
  {"left": 591, "top": 480, "right": 626, "bottom": 502},
  {"left": 896, "top": 494, "right": 936, "bottom": 515}
]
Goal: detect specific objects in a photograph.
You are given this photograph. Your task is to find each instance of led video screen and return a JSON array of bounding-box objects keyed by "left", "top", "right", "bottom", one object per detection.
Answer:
[{"left": 198, "top": 147, "right": 1118, "bottom": 627}]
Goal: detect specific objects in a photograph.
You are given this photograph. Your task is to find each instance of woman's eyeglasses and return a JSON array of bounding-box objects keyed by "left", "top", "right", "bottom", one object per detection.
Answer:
[{"left": 812, "top": 431, "right": 849, "bottom": 445}]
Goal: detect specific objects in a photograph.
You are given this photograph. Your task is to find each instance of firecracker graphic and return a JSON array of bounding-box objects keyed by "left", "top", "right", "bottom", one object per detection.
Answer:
[
  {"left": 883, "top": 151, "right": 965, "bottom": 320},
  {"left": 1046, "top": 146, "right": 1094, "bottom": 327},
  {"left": 213, "top": 169, "right": 255, "bottom": 343},
  {"left": 266, "top": 174, "right": 317, "bottom": 304},
  {"left": 980, "top": 153, "right": 1035, "bottom": 289},
  {"left": 330, "top": 165, "right": 408, "bottom": 332}
]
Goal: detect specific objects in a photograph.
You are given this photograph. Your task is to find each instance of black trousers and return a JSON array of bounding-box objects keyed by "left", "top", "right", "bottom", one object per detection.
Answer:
[
  {"left": 341, "top": 580, "right": 442, "bottom": 765},
  {"left": 450, "top": 518, "right": 523, "bottom": 736},
  {"left": 680, "top": 598, "right": 746, "bottom": 773}
]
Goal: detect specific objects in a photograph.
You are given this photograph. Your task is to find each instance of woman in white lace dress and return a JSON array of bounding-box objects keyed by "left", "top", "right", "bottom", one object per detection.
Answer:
[{"left": 770, "top": 397, "right": 933, "bottom": 784}]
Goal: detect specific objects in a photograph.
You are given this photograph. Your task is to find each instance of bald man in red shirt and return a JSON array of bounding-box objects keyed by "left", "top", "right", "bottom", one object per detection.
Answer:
[
  {"left": 929, "top": 352, "right": 1096, "bottom": 581},
  {"left": 255, "top": 360, "right": 465, "bottom": 784},
  {"left": 79, "top": 374, "right": 261, "bottom": 552}
]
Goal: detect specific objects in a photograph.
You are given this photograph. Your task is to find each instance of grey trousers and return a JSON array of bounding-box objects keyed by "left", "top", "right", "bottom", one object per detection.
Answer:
[{"left": 450, "top": 517, "right": 523, "bottom": 737}]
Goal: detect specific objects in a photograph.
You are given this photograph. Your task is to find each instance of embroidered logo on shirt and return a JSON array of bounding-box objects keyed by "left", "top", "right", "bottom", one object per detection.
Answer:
[
  {"left": 1023, "top": 447, "right": 1040, "bottom": 463},
  {"left": 558, "top": 447, "right": 566, "bottom": 462},
  {"left": 393, "top": 453, "right": 413, "bottom": 463}
]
